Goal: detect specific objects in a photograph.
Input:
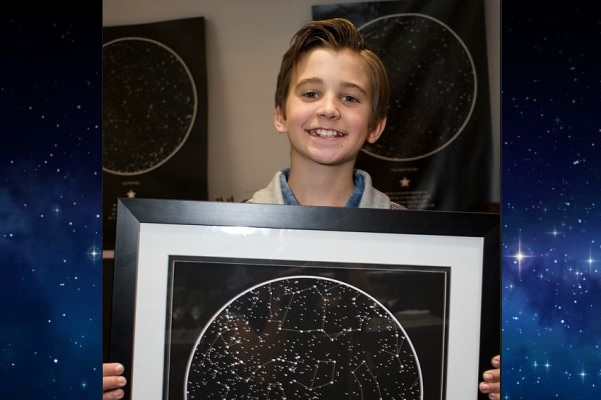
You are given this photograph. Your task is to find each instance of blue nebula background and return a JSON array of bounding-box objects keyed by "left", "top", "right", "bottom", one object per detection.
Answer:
[
  {"left": 1, "top": 13, "right": 102, "bottom": 399},
  {"left": 502, "top": 2, "right": 601, "bottom": 399},
  {"left": 2, "top": 2, "right": 601, "bottom": 399}
]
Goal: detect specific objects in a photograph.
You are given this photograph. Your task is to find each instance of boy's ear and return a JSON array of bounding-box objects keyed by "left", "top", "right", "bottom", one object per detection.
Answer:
[
  {"left": 366, "top": 117, "right": 387, "bottom": 144},
  {"left": 274, "top": 106, "right": 287, "bottom": 134}
]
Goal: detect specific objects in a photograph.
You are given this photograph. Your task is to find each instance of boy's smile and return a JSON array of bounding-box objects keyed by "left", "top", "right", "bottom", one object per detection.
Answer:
[
  {"left": 275, "top": 48, "right": 386, "bottom": 169},
  {"left": 308, "top": 128, "right": 346, "bottom": 138}
]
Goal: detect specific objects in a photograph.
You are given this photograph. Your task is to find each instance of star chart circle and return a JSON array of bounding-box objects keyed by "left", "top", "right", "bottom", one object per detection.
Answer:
[
  {"left": 102, "top": 37, "right": 197, "bottom": 175},
  {"left": 185, "top": 275, "right": 422, "bottom": 399},
  {"left": 358, "top": 14, "right": 477, "bottom": 161}
]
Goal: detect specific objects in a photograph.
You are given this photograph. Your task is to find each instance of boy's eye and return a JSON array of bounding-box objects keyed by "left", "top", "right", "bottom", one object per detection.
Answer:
[
  {"left": 342, "top": 95, "right": 359, "bottom": 103},
  {"left": 302, "top": 91, "right": 319, "bottom": 99}
]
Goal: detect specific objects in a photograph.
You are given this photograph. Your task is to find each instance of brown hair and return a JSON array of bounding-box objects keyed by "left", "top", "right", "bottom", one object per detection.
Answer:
[{"left": 275, "top": 18, "right": 389, "bottom": 129}]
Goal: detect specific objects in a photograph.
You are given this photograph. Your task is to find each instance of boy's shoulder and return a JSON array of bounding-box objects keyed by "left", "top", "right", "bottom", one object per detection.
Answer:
[{"left": 390, "top": 202, "right": 406, "bottom": 210}]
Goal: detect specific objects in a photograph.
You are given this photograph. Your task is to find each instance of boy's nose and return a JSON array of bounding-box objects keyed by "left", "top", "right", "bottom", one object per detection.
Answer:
[{"left": 317, "top": 95, "right": 340, "bottom": 120}]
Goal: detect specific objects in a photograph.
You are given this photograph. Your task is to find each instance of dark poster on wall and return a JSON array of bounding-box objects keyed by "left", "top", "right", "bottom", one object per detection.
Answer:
[
  {"left": 313, "top": 1, "right": 494, "bottom": 211},
  {"left": 102, "top": 17, "right": 208, "bottom": 250}
]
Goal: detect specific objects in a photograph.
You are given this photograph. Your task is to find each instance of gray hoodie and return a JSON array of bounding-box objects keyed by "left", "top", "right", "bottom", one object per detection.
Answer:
[{"left": 249, "top": 169, "right": 404, "bottom": 210}]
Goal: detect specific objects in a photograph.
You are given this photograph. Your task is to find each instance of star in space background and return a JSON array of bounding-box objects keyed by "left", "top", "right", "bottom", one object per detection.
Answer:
[
  {"left": 0, "top": 10, "right": 102, "bottom": 399},
  {"left": 502, "top": 2, "right": 601, "bottom": 398}
]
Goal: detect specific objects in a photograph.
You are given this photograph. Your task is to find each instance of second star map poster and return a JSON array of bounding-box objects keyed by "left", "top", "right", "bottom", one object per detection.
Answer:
[{"left": 313, "top": 0, "right": 494, "bottom": 212}]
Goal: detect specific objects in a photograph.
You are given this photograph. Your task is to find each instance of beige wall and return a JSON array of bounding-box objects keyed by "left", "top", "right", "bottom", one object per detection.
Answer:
[{"left": 103, "top": 0, "right": 501, "bottom": 203}]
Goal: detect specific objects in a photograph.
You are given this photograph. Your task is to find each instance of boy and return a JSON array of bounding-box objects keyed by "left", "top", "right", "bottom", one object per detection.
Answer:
[
  {"left": 248, "top": 18, "right": 402, "bottom": 209},
  {"left": 104, "top": 18, "right": 500, "bottom": 399}
]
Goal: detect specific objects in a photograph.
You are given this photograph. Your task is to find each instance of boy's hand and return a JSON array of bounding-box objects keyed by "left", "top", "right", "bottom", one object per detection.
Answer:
[
  {"left": 103, "top": 363, "right": 126, "bottom": 400},
  {"left": 478, "top": 355, "right": 501, "bottom": 399}
]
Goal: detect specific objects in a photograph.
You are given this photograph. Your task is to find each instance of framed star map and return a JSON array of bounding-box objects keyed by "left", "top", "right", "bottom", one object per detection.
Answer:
[{"left": 108, "top": 199, "right": 499, "bottom": 400}]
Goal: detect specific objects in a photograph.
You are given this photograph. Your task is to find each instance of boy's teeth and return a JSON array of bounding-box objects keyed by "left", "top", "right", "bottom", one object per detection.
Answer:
[{"left": 310, "top": 129, "right": 342, "bottom": 137}]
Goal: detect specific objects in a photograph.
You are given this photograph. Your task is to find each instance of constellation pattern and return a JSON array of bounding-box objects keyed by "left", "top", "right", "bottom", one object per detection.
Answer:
[
  {"left": 185, "top": 276, "right": 422, "bottom": 399},
  {"left": 102, "top": 37, "right": 196, "bottom": 175}
]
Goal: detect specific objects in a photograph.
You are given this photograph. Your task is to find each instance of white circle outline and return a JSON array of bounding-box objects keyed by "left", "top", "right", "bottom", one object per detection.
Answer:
[
  {"left": 102, "top": 37, "right": 198, "bottom": 176},
  {"left": 358, "top": 13, "right": 478, "bottom": 162}
]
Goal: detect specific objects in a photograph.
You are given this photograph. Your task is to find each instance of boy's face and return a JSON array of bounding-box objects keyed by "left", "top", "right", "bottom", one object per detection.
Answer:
[{"left": 275, "top": 48, "right": 386, "bottom": 169}]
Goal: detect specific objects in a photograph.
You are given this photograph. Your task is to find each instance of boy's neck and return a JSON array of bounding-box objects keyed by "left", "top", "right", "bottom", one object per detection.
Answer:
[{"left": 287, "top": 163, "right": 356, "bottom": 207}]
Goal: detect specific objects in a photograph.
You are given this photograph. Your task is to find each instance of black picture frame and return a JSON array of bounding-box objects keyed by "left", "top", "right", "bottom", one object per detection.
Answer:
[{"left": 109, "top": 198, "right": 499, "bottom": 400}]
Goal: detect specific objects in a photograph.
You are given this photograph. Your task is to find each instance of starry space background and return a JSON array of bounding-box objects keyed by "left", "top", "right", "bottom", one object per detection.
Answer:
[
  {"left": 1, "top": 2, "right": 601, "bottom": 400},
  {"left": 0, "top": 10, "right": 102, "bottom": 400},
  {"left": 502, "top": 2, "right": 601, "bottom": 399}
]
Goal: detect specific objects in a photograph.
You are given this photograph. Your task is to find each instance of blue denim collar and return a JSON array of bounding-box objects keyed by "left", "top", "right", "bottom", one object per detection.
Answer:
[
  {"left": 279, "top": 169, "right": 299, "bottom": 205},
  {"left": 279, "top": 168, "right": 364, "bottom": 207}
]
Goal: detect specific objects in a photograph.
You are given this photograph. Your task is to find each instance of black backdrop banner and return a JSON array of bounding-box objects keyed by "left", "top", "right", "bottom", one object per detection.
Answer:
[
  {"left": 313, "top": 1, "right": 494, "bottom": 211},
  {"left": 102, "top": 17, "right": 208, "bottom": 250}
]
